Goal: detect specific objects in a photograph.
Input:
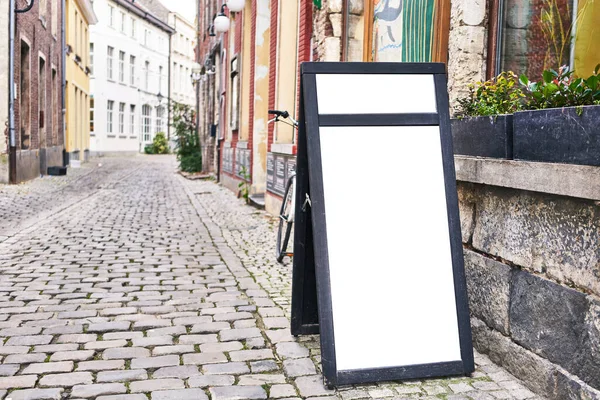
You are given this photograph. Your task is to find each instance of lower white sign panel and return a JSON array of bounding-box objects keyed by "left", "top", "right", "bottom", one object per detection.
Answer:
[{"left": 319, "top": 126, "right": 462, "bottom": 371}]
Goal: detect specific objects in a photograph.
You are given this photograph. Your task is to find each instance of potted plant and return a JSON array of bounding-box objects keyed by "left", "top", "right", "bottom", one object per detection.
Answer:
[
  {"left": 515, "top": 65, "right": 600, "bottom": 166},
  {"left": 452, "top": 72, "right": 524, "bottom": 159}
]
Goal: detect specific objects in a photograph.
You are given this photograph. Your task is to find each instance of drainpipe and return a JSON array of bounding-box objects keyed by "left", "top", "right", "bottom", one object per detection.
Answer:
[
  {"left": 8, "top": 0, "right": 16, "bottom": 183},
  {"left": 167, "top": 17, "right": 173, "bottom": 141},
  {"left": 61, "top": 0, "right": 66, "bottom": 165}
]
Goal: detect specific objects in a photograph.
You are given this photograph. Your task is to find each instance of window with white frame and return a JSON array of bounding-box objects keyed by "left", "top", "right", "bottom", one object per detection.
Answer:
[
  {"left": 107, "top": 100, "right": 114, "bottom": 133},
  {"left": 144, "top": 30, "right": 151, "bottom": 48},
  {"left": 120, "top": 12, "right": 126, "bottom": 33},
  {"left": 89, "top": 43, "right": 94, "bottom": 74},
  {"left": 129, "top": 105, "right": 136, "bottom": 135},
  {"left": 158, "top": 66, "right": 163, "bottom": 93},
  {"left": 119, "top": 103, "right": 125, "bottom": 134},
  {"left": 119, "top": 51, "right": 125, "bottom": 83},
  {"left": 144, "top": 61, "right": 149, "bottom": 90},
  {"left": 173, "top": 62, "right": 178, "bottom": 92},
  {"left": 129, "top": 55, "right": 135, "bottom": 85},
  {"left": 131, "top": 17, "right": 136, "bottom": 38},
  {"left": 142, "top": 105, "right": 151, "bottom": 142},
  {"left": 155, "top": 106, "right": 164, "bottom": 133},
  {"left": 107, "top": 47, "right": 114, "bottom": 80},
  {"left": 109, "top": 6, "right": 114, "bottom": 28}
]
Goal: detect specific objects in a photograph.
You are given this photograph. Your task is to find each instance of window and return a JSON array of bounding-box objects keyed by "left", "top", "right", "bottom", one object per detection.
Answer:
[
  {"left": 80, "top": 20, "right": 83, "bottom": 56},
  {"left": 230, "top": 57, "right": 240, "bottom": 130},
  {"left": 131, "top": 17, "right": 136, "bottom": 38},
  {"left": 119, "top": 103, "right": 125, "bottom": 134},
  {"left": 173, "top": 62, "right": 178, "bottom": 92},
  {"left": 120, "top": 12, "right": 126, "bottom": 33},
  {"left": 158, "top": 66, "right": 163, "bottom": 93},
  {"left": 51, "top": 0, "right": 57, "bottom": 36},
  {"left": 89, "top": 43, "right": 94, "bottom": 74},
  {"left": 492, "top": 0, "right": 600, "bottom": 80},
  {"left": 107, "top": 100, "right": 114, "bottom": 134},
  {"left": 179, "top": 65, "right": 184, "bottom": 94},
  {"left": 129, "top": 105, "right": 135, "bottom": 135},
  {"left": 39, "top": 0, "right": 47, "bottom": 20},
  {"left": 142, "top": 104, "right": 151, "bottom": 142},
  {"left": 144, "top": 61, "right": 149, "bottom": 90},
  {"left": 90, "top": 97, "right": 94, "bottom": 134},
  {"left": 109, "top": 6, "right": 114, "bottom": 28},
  {"left": 155, "top": 106, "right": 164, "bottom": 133},
  {"left": 39, "top": 57, "right": 46, "bottom": 147},
  {"left": 74, "top": 11, "right": 78, "bottom": 55},
  {"left": 362, "top": 0, "right": 450, "bottom": 63},
  {"left": 144, "top": 30, "right": 151, "bottom": 47},
  {"left": 20, "top": 41, "right": 31, "bottom": 149},
  {"left": 129, "top": 55, "right": 135, "bottom": 85},
  {"left": 107, "top": 46, "right": 114, "bottom": 80},
  {"left": 119, "top": 51, "right": 125, "bottom": 83},
  {"left": 52, "top": 68, "right": 57, "bottom": 140}
]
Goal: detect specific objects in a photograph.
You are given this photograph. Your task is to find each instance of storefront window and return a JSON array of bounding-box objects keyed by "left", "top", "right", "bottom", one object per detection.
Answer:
[
  {"left": 498, "top": 0, "right": 600, "bottom": 78},
  {"left": 363, "top": 0, "right": 449, "bottom": 63}
]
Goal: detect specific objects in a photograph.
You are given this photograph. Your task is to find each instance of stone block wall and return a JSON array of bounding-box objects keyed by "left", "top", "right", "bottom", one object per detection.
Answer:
[{"left": 456, "top": 156, "right": 600, "bottom": 399}]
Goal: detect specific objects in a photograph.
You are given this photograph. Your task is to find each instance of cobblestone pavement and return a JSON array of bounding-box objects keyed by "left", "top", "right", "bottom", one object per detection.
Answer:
[{"left": 0, "top": 155, "right": 545, "bottom": 400}]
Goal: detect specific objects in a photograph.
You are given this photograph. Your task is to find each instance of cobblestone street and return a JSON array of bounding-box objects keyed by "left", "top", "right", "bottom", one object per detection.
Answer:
[{"left": 0, "top": 156, "right": 544, "bottom": 400}]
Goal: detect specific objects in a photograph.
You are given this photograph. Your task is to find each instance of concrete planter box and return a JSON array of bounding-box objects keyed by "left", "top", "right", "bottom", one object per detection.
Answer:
[
  {"left": 451, "top": 115, "right": 513, "bottom": 159},
  {"left": 513, "top": 105, "right": 600, "bottom": 166}
]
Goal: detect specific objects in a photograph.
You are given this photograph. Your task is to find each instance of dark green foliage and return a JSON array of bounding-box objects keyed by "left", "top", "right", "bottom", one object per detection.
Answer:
[
  {"left": 519, "top": 64, "right": 600, "bottom": 110},
  {"left": 455, "top": 72, "right": 525, "bottom": 118},
  {"left": 171, "top": 102, "right": 202, "bottom": 173},
  {"left": 237, "top": 165, "right": 250, "bottom": 204},
  {"left": 144, "top": 132, "right": 169, "bottom": 154}
]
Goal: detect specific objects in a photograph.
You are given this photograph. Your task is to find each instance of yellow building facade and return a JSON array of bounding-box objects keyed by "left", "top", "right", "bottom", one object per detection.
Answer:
[{"left": 65, "top": 0, "right": 97, "bottom": 164}]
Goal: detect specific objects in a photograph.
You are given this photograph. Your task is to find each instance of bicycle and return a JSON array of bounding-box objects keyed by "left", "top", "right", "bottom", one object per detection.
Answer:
[{"left": 268, "top": 109, "right": 299, "bottom": 263}]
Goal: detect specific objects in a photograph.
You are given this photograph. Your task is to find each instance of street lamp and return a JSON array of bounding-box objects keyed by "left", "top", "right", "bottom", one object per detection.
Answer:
[
  {"left": 157, "top": 92, "right": 164, "bottom": 105},
  {"left": 213, "top": 1, "right": 246, "bottom": 33}
]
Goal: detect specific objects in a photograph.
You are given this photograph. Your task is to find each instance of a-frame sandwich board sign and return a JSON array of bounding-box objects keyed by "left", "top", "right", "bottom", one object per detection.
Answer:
[{"left": 290, "top": 62, "right": 474, "bottom": 388}]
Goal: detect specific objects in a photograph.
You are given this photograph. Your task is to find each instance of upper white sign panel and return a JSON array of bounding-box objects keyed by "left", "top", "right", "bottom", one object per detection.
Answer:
[{"left": 315, "top": 74, "right": 437, "bottom": 115}]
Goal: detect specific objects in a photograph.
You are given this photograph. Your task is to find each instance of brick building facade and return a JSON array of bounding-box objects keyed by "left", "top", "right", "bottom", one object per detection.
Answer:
[{"left": 13, "top": 0, "right": 65, "bottom": 182}]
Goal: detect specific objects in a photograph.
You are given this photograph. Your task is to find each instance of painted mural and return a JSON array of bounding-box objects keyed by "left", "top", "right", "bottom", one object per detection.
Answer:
[{"left": 372, "top": 0, "right": 435, "bottom": 62}]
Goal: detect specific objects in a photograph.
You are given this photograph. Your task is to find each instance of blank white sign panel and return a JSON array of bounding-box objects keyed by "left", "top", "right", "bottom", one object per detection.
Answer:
[
  {"left": 319, "top": 126, "right": 462, "bottom": 371},
  {"left": 315, "top": 74, "right": 437, "bottom": 114}
]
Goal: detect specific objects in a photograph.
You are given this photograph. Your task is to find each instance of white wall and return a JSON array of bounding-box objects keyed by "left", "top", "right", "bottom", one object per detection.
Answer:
[
  {"left": 169, "top": 13, "right": 196, "bottom": 107},
  {"left": 90, "top": 0, "right": 171, "bottom": 153}
]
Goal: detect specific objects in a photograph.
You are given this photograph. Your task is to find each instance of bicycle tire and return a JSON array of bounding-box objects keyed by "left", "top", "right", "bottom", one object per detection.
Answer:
[{"left": 276, "top": 174, "right": 295, "bottom": 263}]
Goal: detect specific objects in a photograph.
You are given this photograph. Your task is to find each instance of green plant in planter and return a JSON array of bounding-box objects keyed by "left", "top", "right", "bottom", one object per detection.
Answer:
[
  {"left": 151, "top": 132, "right": 170, "bottom": 154},
  {"left": 519, "top": 64, "right": 600, "bottom": 112},
  {"left": 455, "top": 71, "right": 525, "bottom": 118},
  {"left": 171, "top": 102, "right": 203, "bottom": 173}
]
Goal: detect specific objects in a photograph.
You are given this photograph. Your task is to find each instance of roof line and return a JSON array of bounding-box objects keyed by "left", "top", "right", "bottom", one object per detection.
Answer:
[{"left": 112, "top": 0, "right": 176, "bottom": 34}]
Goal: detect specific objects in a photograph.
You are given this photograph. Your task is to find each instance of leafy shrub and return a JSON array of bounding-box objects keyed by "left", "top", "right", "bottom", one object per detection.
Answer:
[
  {"left": 152, "top": 132, "right": 170, "bottom": 154},
  {"left": 171, "top": 102, "right": 203, "bottom": 173},
  {"left": 455, "top": 71, "right": 525, "bottom": 118},
  {"left": 519, "top": 64, "right": 600, "bottom": 111},
  {"left": 144, "top": 144, "right": 154, "bottom": 154}
]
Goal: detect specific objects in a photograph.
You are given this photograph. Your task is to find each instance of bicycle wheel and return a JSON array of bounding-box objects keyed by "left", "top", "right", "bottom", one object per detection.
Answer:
[{"left": 276, "top": 175, "right": 295, "bottom": 263}]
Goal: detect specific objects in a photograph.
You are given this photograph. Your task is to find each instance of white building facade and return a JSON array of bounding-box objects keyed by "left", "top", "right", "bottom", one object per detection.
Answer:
[
  {"left": 169, "top": 13, "right": 197, "bottom": 108},
  {"left": 90, "top": 0, "right": 174, "bottom": 154}
]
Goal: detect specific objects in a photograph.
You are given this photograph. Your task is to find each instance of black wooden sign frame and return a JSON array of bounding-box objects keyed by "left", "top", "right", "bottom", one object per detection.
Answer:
[{"left": 291, "top": 62, "right": 474, "bottom": 388}]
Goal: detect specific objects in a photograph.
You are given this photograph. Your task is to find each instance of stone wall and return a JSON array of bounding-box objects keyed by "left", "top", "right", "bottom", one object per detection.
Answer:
[
  {"left": 447, "top": 0, "right": 489, "bottom": 113},
  {"left": 456, "top": 156, "right": 600, "bottom": 399},
  {"left": 312, "top": 0, "right": 363, "bottom": 62}
]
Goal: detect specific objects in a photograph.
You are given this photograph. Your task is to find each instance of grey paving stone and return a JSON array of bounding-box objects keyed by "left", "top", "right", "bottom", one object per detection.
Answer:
[
  {"left": 0, "top": 375, "right": 37, "bottom": 389},
  {"left": 84, "top": 339, "right": 129, "bottom": 350},
  {"left": 152, "top": 365, "right": 201, "bottom": 379},
  {"left": 5, "top": 335, "right": 54, "bottom": 346},
  {"left": 50, "top": 350, "right": 95, "bottom": 361},
  {"left": 295, "top": 375, "right": 336, "bottom": 397},
  {"left": 238, "top": 374, "right": 287, "bottom": 385},
  {"left": 190, "top": 322, "right": 231, "bottom": 333},
  {"left": 96, "top": 370, "right": 148, "bottom": 383},
  {"left": 71, "top": 383, "right": 127, "bottom": 398},
  {"left": 275, "top": 342, "right": 310, "bottom": 359},
  {"left": 130, "top": 355, "right": 180, "bottom": 369},
  {"left": 203, "top": 362, "right": 250, "bottom": 375},
  {"left": 131, "top": 336, "right": 172, "bottom": 347},
  {"left": 188, "top": 374, "right": 235, "bottom": 388},
  {"left": 283, "top": 358, "right": 317, "bottom": 377},
  {"left": 22, "top": 361, "right": 74, "bottom": 375},
  {"left": 270, "top": 384, "right": 298, "bottom": 399},
  {"left": 96, "top": 395, "right": 148, "bottom": 400},
  {"left": 103, "top": 347, "right": 150, "bottom": 359},
  {"left": 219, "top": 328, "right": 262, "bottom": 341},
  {"left": 39, "top": 372, "right": 93, "bottom": 387},
  {"left": 129, "top": 379, "right": 185, "bottom": 393},
  {"left": 77, "top": 360, "right": 125, "bottom": 371},
  {"left": 4, "top": 353, "right": 47, "bottom": 364},
  {"left": 152, "top": 344, "right": 195, "bottom": 356},
  {"left": 209, "top": 385, "right": 267, "bottom": 400},
  {"left": 87, "top": 321, "right": 131, "bottom": 333},
  {"left": 177, "top": 334, "right": 218, "bottom": 344},
  {"left": 229, "top": 349, "right": 274, "bottom": 362},
  {"left": 182, "top": 352, "right": 228, "bottom": 365},
  {"left": 57, "top": 334, "right": 97, "bottom": 343},
  {"left": 7, "top": 388, "right": 64, "bottom": 400},
  {"left": 0, "top": 364, "right": 20, "bottom": 376},
  {"left": 33, "top": 344, "right": 79, "bottom": 353},
  {"left": 151, "top": 389, "right": 209, "bottom": 400},
  {"left": 199, "top": 341, "right": 243, "bottom": 353}
]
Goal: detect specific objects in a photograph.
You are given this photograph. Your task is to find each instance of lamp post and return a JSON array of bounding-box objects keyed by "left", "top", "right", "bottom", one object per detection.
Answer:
[
  {"left": 191, "top": 63, "right": 203, "bottom": 159},
  {"left": 213, "top": 0, "right": 246, "bottom": 34}
]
